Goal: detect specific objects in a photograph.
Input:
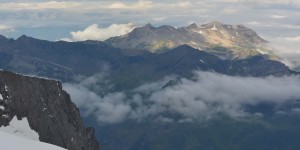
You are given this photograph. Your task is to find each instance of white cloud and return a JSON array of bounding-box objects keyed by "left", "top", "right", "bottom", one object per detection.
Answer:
[
  {"left": 246, "top": 21, "right": 300, "bottom": 29},
  {"left": 0, "top": 1, "right": 80, "bottom": 10},
  {"left": 172, "top": 1, "right": 192, "bottom": 8},
  {"left": 270, "top": 15, "right": 286, "bottom": 19},
  {"left": 0, "top": 24, "right": 14, "bottom": 32},
  {"left": 285, "top": 36, "right": 300, "bottom": 42},
  {"left": 108, "top": 0, "right": 153, "bottom": 9},
  {"left": 63, "top": 71, "right": 300, "bottom": 124},
  {"left": 267, "top": 36, "right": 300, "bottom": 70},
  {"left": 65, "top": 23, "right": 135, "bottom": 41}
]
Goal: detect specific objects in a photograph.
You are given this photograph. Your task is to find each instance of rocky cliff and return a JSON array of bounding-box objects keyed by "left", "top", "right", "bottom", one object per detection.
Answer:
[{"left": 0, "top": 70, "right": 100, "bottom": 150}]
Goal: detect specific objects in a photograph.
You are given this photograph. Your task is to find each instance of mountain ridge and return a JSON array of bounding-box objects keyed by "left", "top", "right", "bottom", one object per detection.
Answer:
[
  {"left": 0, "top": 35, "right": 294, "bottom": 91},
  {"left": 106, "top": 21, "right": 270, "bottom": 59}
]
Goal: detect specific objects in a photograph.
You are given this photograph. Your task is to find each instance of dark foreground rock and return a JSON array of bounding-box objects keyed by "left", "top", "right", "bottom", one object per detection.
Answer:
[{"left": 0, "top": 70, "right": 100, "bottom": 150}]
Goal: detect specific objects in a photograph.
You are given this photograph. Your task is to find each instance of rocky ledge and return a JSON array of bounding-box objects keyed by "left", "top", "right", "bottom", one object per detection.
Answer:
[{"left": 0, "top": 70, "right": 100, "bottom": 150}]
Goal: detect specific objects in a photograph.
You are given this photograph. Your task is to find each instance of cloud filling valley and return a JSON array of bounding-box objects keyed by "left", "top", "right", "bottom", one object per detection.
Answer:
[{"left": 63, "top": 71, "right": 300, "bottom": 124}]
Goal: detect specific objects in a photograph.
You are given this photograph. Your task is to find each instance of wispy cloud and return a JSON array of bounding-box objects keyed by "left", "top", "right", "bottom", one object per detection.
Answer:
[
  {"left": 0, "top": 24, "right": 14, "bottom": 31},
  {"left": 270, "top": 15, "right": 286, "bottom": 19},
  {"left": 284, "top": 36, "right": 300, "bottom": 42},
  {"left": 108, "top": 0, "right": 153, "bottom": 9},
  {"left": 63, "top": 71, "right": 300, "bottom": 124},
  {"left": 0, "top": 1, "right": 81, "bottom": 10},
  {"left": 267, "top": 36, "right": 300, "bottom": 71}
]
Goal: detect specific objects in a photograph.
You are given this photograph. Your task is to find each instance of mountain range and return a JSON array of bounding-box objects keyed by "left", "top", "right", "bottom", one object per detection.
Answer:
[
  {"left": 106, "top": 21, "right": 270, "bottom": 59},
  {"left": 0, "top": 32, "right": 294, "bottom": 90},
  {"left": 0, "top": 21, "right": 299, "bottom": 150}
]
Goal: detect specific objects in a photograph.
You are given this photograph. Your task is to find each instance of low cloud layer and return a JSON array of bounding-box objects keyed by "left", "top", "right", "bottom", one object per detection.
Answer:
[
  {"left": 62, "top": 23, "right": 135, "bottom": 42},
  {"left": 63, "top": 71, "right": 300, "bottom": 124}
]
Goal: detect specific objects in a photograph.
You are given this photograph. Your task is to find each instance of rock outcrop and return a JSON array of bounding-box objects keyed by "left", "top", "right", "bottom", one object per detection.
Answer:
[{"left": 0, "top": 70, "right": 100, "bottom": 150}]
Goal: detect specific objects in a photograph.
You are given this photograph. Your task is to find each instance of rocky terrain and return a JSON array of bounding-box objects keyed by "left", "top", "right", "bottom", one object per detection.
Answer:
[
  {"left": 106, "top": 21, "right": 269, "bottom": 59},
  {"left": 0, "top": 70, "right": 100, "bottom": 150}
]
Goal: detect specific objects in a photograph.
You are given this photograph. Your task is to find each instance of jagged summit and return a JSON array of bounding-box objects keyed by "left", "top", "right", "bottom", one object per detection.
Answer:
[
  {"left": 106, "top": 21, "right": 269, "bottom": 59},
  {"left": 144, "top": 23, "right": 154, "bottom": 28},
  {"left": 187, "top": 23, "right": 198, "bottom": 29}
]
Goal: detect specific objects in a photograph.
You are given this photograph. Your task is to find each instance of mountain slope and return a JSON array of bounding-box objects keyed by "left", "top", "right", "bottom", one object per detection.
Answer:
[
  {"left": 106, "top": 21, "right": 268, "bottom": 59},
  {"left": 0, "top": 70, "right": 100, "bottom": 150},
  {"left": 0, "top": 35, "right": 292, "bottom": 90}
]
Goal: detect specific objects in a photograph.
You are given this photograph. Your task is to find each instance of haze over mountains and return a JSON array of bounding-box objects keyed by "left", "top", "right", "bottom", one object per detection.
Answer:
[{"left": 0, "top": 20, "right": 300, "bottom": 150}]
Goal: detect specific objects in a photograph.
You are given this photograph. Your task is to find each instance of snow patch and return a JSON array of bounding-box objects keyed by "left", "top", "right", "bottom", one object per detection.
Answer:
[
  {"left": 199, "top": 59, "right": 205, "bottom": 63},
  {"left": 5, "top": 85, "right": 8, "bottom": 92},
  {"left": 2, "top": 114, "right": 9, "bottom": 118},
  {"left": 190, "top": 41, "right": 197, "bottom": 45},
  {"left": 256, "top": 49, "right": 269, "bottom": 55},
  {"left": 0, "top": 94, "right": 3, "bottom": 100},
  {"left": 0, "top": 131, "right": 66, "bottom": 150},
  {"left": 0, "top": 106, "right": 5, "bottom": 110},
  {"left": 0, "top": 116, "right": 39, "bottom": 141},
  {"left": 211, "top": 24, "right": 218, "bottom": 31}
]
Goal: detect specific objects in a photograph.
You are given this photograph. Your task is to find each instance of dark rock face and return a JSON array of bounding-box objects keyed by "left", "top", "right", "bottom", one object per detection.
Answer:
[
  {"left": 227, "top": 55, "right": 291, "bottom": 76},
  {"left": 0, "top": 70, "right": 100, "bottom": 150}
]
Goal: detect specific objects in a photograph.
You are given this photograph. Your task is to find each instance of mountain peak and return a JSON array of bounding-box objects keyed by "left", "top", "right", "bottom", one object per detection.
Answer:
[
  {"left": 17, "top": 34, "right": 30, "bottom": 40},
  {"left": 0, "top": 35, "right": 8, "bottom": 40},
  {"left": 187, "top": 23, "right": 198, "bottom": 29},
  {"left": 144, "top": 23, "right": 154, "bottom": 28},
  {"left": 202, "top": 20, "right": 225, "bottom": 29},
  {"left": 106, "top": 21, "right": 269, "bottom": 59}
]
